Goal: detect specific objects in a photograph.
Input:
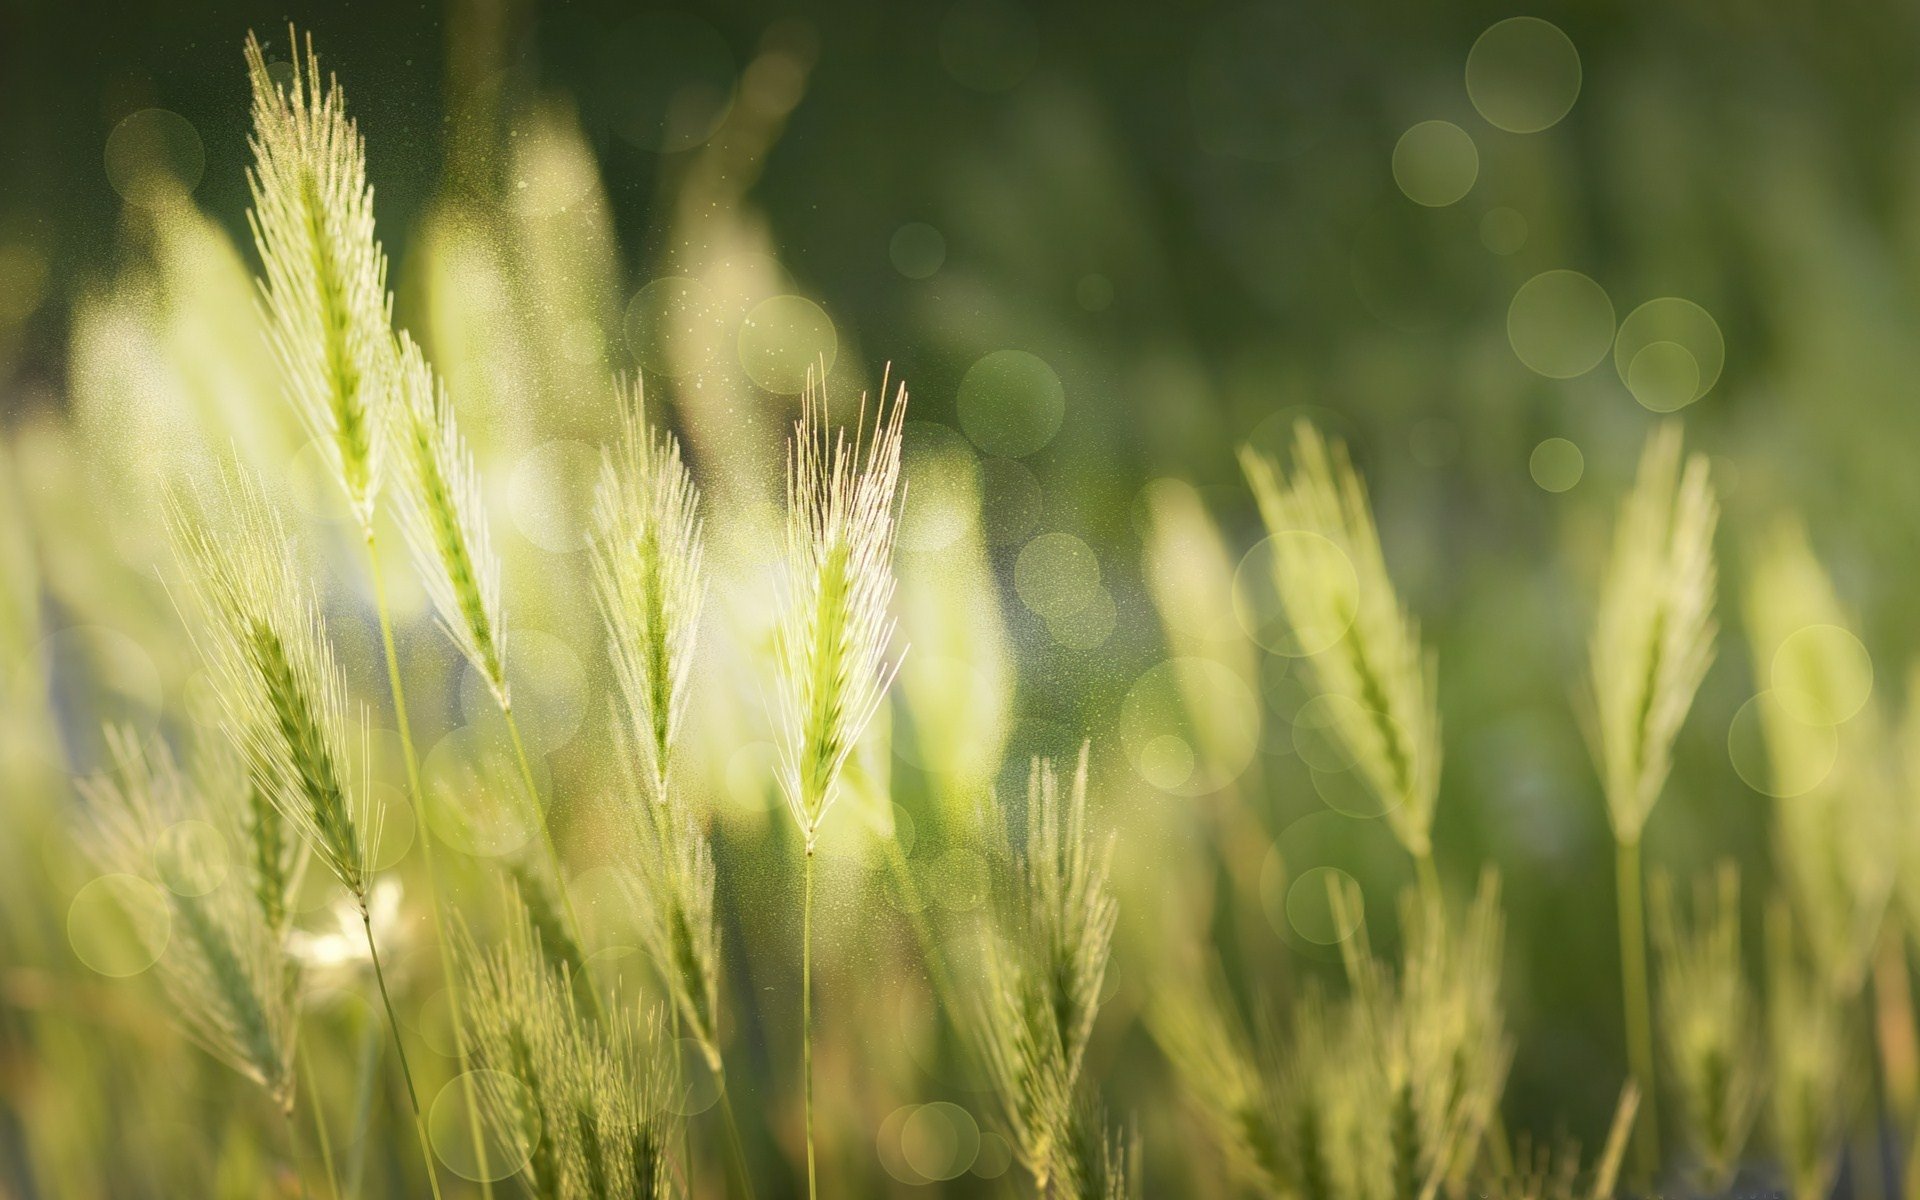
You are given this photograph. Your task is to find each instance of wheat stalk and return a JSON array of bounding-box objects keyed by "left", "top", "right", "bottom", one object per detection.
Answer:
[
  {"left": 463, "top": 892, "right": 680, "bottom": 1199},
  {"left": 389, "top": 331, "right": 507, "bottom": 700},
  {"left": 1583, "top": 422, "right": 1717, "bottom": 1174},
  {"left": 168, "top": 461, "right": 443, "bottom": 1198},
  {"left": 1764, "top": 902, "right": 1850, "bottom": 1200},
  {"left": 1148, "top": 971, "right": 1287, "bottom": 1195},
  {"left": 1240, "top": 422, "right": 1441, "bottom": 875},
  {"left": 1586, "top": 423, "right": 1718, "bottom": 846},
  {"left": 973, "top": 746, "right": 1119, "bottom": 1193},
  {"left": 773, "top": 366, "right": 907, "bottom": 1200},
  {"left": 244, "top": 27, "right": 393, "bottom": 530},
  {"left": 591, "top": 372, "right": 705, "bottom": 804},
  {"left": 1650, "top": 863, "right": 1761, "bottom": 1189},
  {"left": 249, "top": 29, "right": 499, "bottom": 1190},
  {"left": 79, "top": 729, "right": 300, "bottom": 1115},
  {"left": 774, "top": 367, "right": 908, "bottom": 851},
  {"left": 1745, "top": 521, "right": 1895, "bottom": 998},
  {"left": 168, "top": 464, "right": 381, "bottom": 903}
]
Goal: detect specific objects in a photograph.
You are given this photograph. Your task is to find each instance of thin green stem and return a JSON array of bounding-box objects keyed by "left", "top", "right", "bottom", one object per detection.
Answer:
[
  {"left": 1615, "top": 837, "right": 1659, "bottom": 1178},
  {"left": 300, "top": 1041, "right": 341, "bottom": 1200},
  {"left": 802, "top": 846, "right": 818, "bottom": 1200},
  {"left": 365, "top": 531, "right": 493, "bottom": 1199},
  {"left": 283, "top": 1104, "right": 311, "bottom": 1200},
  {"left": 716, "top": 1072, "right": 756, "bottom": 1200},
  {"left": 1413, "top": 846, "right": 1443, "bottom": 915},
  {"left": 363, "top": 909, "right": 446, "bottom": 1200}
]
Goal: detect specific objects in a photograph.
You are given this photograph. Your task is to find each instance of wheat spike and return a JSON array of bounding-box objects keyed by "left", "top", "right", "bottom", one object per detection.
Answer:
[
  {"left": 244, "top": 27, "right": 394, "bottom": 529},
  {"left": 1764, "top": 903, "right": 1850, "bottom": 1200},
  {"left": 1148, "top": 971, "right": 1287, "bottom": 1195},
  {"left": 464, "top": 893, "right": 679, "bottom": 1199},
  {"left": 1650, "top": 864, "right": 1761, "bottom": 1189},
  {"left": 773, "top": 367, "right": 907, "bottom": 850},
  {"left": 389, "top": 331, "right": 509, "bottom": 702},
  {"left": 615, "top": 763, "right": 722, "bottom": 1071},
  {"left": 973, "top": 746, "right": 1119, "bottom": 1191},
  {"left": 79, "top": 729, "right": 299, "bottom": 1114},
  {"left": 1240, "top": 422, "right": 1441, "bottom": 862},
  {"left": 168, "top": 463, "right": 381, "bottom": 903},
  {"left": 1586, "top": 423, "right": 1718, "bottom": 844},
  {"left": 1746, "top": 520, "right": 1896, "bottom": 996},
  {"left": 590, "top": 373, "right": 706, "bottom": 802}
]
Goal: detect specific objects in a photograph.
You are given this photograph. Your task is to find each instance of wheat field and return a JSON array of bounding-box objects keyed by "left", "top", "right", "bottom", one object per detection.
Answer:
[{"left": 2, "top": 8, "right": 1918, "bottom": 1199}]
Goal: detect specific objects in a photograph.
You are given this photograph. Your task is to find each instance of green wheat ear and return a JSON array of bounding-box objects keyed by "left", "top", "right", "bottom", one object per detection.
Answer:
[
  {"left": 1650, "top": 863, "right": 1761, "bottom": 1190},
  {"left": 245, "top": 25, "right": 394, "bottom": 529},
  {"left": 388, "top": 331, "right": 508, "bottom": 703},
  {"left": 1745, "top": 520, "right": 1896, "bottom": 997},
  {"left": 774, "top": 366, "right": 908, "bottom": 850},
  {"left": 79, "top": 729, "right": 299, "bottom": 1114},
  {"left": 167, "top": 462, "right": 382, "bottom": 904},
  {"left": 1764, "top": 902, "right": 1850, "bottom": 1200},
  {"left": 590, "top": 372, "right": 706, "bottom": 803},
  {"left": 972, "top": 746, "right": 1119, "bottom": 1193},
  {"left": 1148, "top": 969, "right": 1287, "bottom": 1196},
  {"left": 1586, "top": 422, "right": 1718, "bottom": 845},
  {"left": 463, "top": 892, "right": 680, "bottom": 1199},
  {"left": 1240, "top": 421, "right": 1441, "bottom": 866}
]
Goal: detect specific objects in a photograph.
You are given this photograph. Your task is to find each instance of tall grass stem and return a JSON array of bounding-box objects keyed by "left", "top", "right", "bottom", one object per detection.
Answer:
[
  {"left": 362, "top": 910, "right": 445, "bottom": 1200},
  {"left": 1616, "top": 837, "right": 1659, "bottom": 1176},
  {"left": 802, "top": 846, "right": 818, "bottom": 1200},
  {"left": 300, "top": 1042, "right": 341, "bottom": 1200},
  {"left": 365, "top": 532, "right": 493, "bottom": 1197}
]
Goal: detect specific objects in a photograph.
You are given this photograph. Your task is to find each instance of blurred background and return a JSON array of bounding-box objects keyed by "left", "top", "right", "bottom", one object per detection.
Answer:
[{"left": 4, "top": 0, "right": 1918, "bottom": 1193}]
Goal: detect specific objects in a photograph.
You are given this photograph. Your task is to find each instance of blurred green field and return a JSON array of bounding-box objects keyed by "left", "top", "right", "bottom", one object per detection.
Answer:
[{"left": 4, "top": 2, "right": 1920, "bottom": 1197}]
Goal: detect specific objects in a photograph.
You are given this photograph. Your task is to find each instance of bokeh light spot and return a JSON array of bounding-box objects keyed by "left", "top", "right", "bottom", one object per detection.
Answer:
[
  {"left": 1466, "top": 18, "right": 1582, "bottom": 133},
  {"left": 68, "top": 873, "right": 170, "bottom": 977},
  {"left": 1614, "top": 297, "right": 1725, "bottom": 411},
  {"left": 974, "top": 1130, "right": 1014, "bottom": 1177},
  {"left": 1392, "top": 120, "right": 1478, "bottom": 207},
  {"left": 1728, "top": 691, "right": 1838, "bottom": 798},
  {"left": 890, "top": 222, "right": 947, "bottom": 279},
  {"left": 1076, "top": 274, "right": 1115, "bottom": 311},
  {"left": 430, "top": 1070, "right": 535, "bottom": 1181},
  {"left": 1015, "top": 532, "right": 1100, "bottom": 620},
  {"left": 1508, "top": 270, "right": 1615, "bottom": 378},
  {"left": 739, "top": 295, "right": 837, "bottom": 394},
  {"left": 958, "top": 350, "right": 1066, "bottom": 458},
  {"left": 1771, "top": 624, "right": 1873, "bottom": 726},
  {"left": 1138, "top": 733, "right": 1196, "bottom": 790},
  {"left": 1481, "top": 207, "right": 1527, "bottom": 255},
  {"left": 1624, "top": 342, "right": 1700, "bottom": 413},
  {"left": 1232, "top": 532, "right": 1358, "bottom": 656},
  {"left": 1120, "top": 658, "right": 1261, "bottom": 797},
  {"left": 105, "top": 109, "right": 205, "bottom": 205},
  {"left": 1285, "top": 865, "right": 1364, "bottom": 946},
  {"left": 902, "top": 1101, "right": 981, "bottom": 1181},
  {"left": 1529, "top": 437, "right": 1585, "bottom": 492}
]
